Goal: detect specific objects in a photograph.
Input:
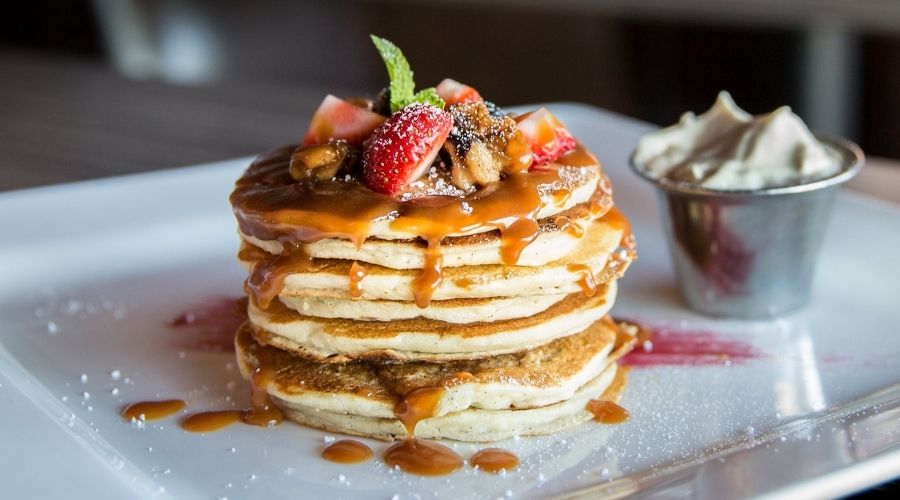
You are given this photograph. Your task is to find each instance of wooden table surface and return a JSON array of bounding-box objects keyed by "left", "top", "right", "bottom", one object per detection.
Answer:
[{"left": 1, "top": 47, "right": 898, "bottom": 205}]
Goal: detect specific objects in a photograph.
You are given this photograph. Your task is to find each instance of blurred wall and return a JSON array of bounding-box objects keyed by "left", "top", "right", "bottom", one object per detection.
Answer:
[{"left": 2, "top": 0, "right": 899, "bottom": 159}]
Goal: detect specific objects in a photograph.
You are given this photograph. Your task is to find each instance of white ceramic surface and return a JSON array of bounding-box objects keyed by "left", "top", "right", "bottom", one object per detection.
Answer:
[{"left": 1, "top": 104, "right": 898, "bottom": 499}]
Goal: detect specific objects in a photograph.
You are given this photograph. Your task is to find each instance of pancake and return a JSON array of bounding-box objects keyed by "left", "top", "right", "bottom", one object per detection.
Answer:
[
  {"left": 231, "top": 144, "right": 605, "bottom": 244},
  {"left": 229, "top": 127, "right": 638, "bottom": 445},
  {"left": 247, "top": 283, "right": 617, "bottom": 362},
  {"left": 280, "top": 366, "right": 626, "bottom": 442},
  {"left": 240, "top": 194, "right": 608, "bottom": 270},
  {"left": 278, "top": 293, "right": 568, "bottom": 324},
  {"left": 239, "top": 215, "right": 634, "bottom": 302},
  {"left": 235, "top": 318, "right": 636, "bottom": 442}
]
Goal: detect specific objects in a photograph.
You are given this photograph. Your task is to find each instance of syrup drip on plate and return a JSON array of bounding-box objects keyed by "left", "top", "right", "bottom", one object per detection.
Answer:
[
  {"left": 121, "top": 400, "right": 186, "bottom": 421},
  {"left": 384, "top": 438, "right": 464, "bottom": 476},
  {"left": 322, "top": 440, "right": 374, "bottom": 464},
  {"left": 586, "top": 400, "right": 630, "bottom": 424},
  {"left": 181, "top": 410, "right": 242, "bottom": 432},
  {"left": 180, "top": 367, "right": 284, "bottom": 433},
  {"left": 470, "top": 448, "right": 520, "bottom": 473}
]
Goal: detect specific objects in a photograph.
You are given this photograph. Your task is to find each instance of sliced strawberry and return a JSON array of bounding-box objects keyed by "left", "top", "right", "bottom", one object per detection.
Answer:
[
  {"left": 303, "top": 95, "right": 386, "bottom": 146},
  {"left": 515, "top": 107, "right": 577, "bottom": 167},
  {"left": 436, "top": 78, "right": 483, "bottom": 107},
  {"left": 362, "top": 104, "right": 453, "bottom": 195}
]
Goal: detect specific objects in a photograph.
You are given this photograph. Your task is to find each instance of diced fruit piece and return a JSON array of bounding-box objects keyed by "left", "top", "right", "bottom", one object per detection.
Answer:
[
  {"left": 515, "top": 108, "right": 577, "bottom": 167},
  {"left": 303, "top": 95, "right": 386, "bottom": 146},
  {"left": 436, "top": 79, "right": 483, "bottom": 107},
  {"left": 289, "top": 141, "right": 355, "bottom": 182},
  {"left": 362, "top": 104, "right": 453, "bottom": 195}
]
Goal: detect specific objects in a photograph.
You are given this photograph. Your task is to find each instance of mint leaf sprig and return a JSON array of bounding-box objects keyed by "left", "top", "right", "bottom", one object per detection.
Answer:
[{"left": 370, "top": 35, "right": 444, "bottom": 113}]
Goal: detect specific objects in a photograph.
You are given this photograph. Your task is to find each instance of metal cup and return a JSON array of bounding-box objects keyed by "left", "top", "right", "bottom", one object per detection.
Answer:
[{"left": 630, "top": 136, "right": 864, "bottom": 318}]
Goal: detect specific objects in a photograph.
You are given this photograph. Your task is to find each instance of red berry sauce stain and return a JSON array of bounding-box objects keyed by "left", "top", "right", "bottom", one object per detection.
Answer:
[
  {"left": 621, "top": 321, "right": 763, "bottom": 367},
  {"left": 168, "top": 296, "right": 245, "bottom": 353}
]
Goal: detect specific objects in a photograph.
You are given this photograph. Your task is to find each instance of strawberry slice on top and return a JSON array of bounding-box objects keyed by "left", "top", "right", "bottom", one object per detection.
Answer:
[
  {"left": 515, "top": 107, "right": 577, "bottom": 167},
  {"left": 362, "top": 103, "right": 453, "bottom": 195},
  {"left": 303, "top": 95, "right": 386, "bottom": 146},
  {"left": 436, "top": 78, "right": 483, "bottom": 107}
]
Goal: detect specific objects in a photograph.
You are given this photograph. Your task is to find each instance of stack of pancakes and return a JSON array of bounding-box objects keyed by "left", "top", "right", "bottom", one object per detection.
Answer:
[{"left": 230, "top": 142, "right": 637, "bottom": 442}]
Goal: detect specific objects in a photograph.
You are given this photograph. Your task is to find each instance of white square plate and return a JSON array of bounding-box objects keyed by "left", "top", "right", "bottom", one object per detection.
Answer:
[{"left": 1, "top": 104, "right": 899, "bottom": 499}]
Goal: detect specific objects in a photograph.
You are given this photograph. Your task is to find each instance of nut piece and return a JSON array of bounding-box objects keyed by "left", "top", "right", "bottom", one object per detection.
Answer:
[
  {"left": 445, "top": 102, "right": 533, "bottom": 190},
  {"left": 289, "top": 141, "right": 353, "bottom": 181},
  {"left": 450, "top": 141, "right": 502, "bottom": 187}
]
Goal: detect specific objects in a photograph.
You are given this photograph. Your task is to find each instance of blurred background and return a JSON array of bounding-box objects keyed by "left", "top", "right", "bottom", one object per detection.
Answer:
[{"left": 1, "top": 0, "right": 899, "bottom": 191}]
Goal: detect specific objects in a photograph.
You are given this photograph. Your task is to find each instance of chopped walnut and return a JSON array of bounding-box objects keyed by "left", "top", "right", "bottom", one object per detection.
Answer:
[{"left": 444, "top": 102, "right": 533, "bottom": 190}]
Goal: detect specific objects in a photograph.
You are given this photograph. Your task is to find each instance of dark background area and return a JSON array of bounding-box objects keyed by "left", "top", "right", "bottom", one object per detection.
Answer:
[{"left": 1, "top": 0, "right": 898, "bottom": 160}]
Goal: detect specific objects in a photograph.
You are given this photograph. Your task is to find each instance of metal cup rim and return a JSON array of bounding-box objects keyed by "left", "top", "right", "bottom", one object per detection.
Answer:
[{"left": 628, "top": 134, "right": 865, "bottom": 198}]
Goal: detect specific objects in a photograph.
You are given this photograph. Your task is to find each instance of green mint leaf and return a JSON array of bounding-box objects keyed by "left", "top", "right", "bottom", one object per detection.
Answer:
[
  {"left": 370, "top": 35, "right": 446, "bottom": 112},
  {"left": 370, "top": 35, "right": 414, "bottom": 112},
  {"left": 411, "top": 88, "right": 445, "bottom": 109}
]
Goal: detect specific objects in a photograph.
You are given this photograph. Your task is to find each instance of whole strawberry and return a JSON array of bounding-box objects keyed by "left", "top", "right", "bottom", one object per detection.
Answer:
[{"left": 362, "top": 103, "right": 453, "bottom": 195}]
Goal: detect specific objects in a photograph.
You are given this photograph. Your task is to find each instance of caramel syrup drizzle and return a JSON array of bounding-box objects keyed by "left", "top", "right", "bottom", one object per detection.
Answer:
[
  {"left": 598, "top": 206, "right": 631, "bottom": 233},
  {"left": 231, "top": 144, "right": 605, "bottom": 309},
  {"left": 121, "top": 400, "right": 186, "bottom": 422},
  {"left": 555, "top": 215, "right": 585, "bottom": 238},
  {"left": 567, "top": 263, "right": 598, "bottom": 297},
  {"left": 179, "top": 366, "right": 284, "bottom": 433},
  {"left": 383, "top": 438, "right": 464, "bottom": 476},
  {"left": 551, "top": 188, "right": 572, "bottom": 208},
  {"left": 244, "top": 243, "right": 316, "bottom": 309},
  {"left": 394, "top": 386, "right": 445, "bottom": 436},
  {"left": 383, "top": 386, "right": 465, "bottom": 476},
  {"left": 181, "top": 410, "right": 242, "bottom": 433},
  {"left": 452, "top": 277, "right": 477, "bottom": 290},
  {"left": 470, "top": 448, "right": 520, "bottom": 474},
  {"left": 241, "top": 367, "right": 285, "bottom": 427},
  {"left": 322, "top": 440, "right": 374, "bottom": 464},
  {"left": 586, "top": 399, "right": 630, "bottom": 424}
]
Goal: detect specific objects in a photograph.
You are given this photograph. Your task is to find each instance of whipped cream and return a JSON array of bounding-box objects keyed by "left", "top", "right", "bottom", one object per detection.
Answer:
[{"left": 633, "top": 91, "right": 843, "bottom": 190}]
